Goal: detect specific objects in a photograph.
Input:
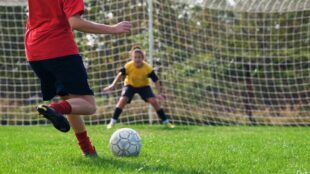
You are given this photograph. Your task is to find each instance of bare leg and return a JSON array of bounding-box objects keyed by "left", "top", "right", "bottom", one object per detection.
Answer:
[
  {"left": 60, "top": 94, "right": 97, "bottom": 155},
  {"left": 148, "top": 97, "right": 174, "bottom": 128},
  {"left": 116, "top": 96, "right": 129, "bottom": 109},
  {"left": 107, "top": 96, "right": 129, "bottom": 129},
  {"left": 148, "top": 97, "right": 161, "bottom": 111},
  {"left": 65, "top": 95, "right": 96, "bottom": 115},
  {"left": 60, "top": 95, "right": 96, "bottom": 133}
]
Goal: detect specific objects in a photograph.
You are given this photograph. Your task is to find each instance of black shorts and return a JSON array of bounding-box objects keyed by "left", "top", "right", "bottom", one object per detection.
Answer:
[
  {"left": 121, "top": 86, "right": 155, "bottom": 103},
  {"left": 29, "top": 55, "right": 94, "bottom": 101}
]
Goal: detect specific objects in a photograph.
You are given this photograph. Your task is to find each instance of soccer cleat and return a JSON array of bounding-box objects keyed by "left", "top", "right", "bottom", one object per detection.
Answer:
[
  {"left": 84, "top": 147, "right": 98, "bottom": 158},
  {"left": 107, "top": 122, "right": 114, "bottom": 129},
  {"left": 37, "top": 105, "right": 70, "bottom": 133},
  {"left": 165, "top": 122, "right": 175, "bottom": 129}
]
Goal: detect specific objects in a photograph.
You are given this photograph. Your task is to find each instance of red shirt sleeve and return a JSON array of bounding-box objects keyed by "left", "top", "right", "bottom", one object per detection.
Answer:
[{"left": 62, "top": 0, "right": 85, "bottom": 18}]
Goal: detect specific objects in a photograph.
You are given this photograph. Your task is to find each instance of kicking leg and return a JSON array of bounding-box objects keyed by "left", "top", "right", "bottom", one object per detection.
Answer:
[{"left": 60, "top": 95, "right": 97, "bottom": 156}]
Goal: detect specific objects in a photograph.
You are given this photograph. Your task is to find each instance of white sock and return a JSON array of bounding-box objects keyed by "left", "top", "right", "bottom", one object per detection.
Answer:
[
  {"left": 110, "top": 118, "right": 117, "bottom": 124},
  {"left": 163, "top": 119, "right": 170, "bottom": 124}
]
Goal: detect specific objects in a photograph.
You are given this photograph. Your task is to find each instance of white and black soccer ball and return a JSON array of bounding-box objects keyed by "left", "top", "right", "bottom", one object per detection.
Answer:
[{"left": 109, "top": 128, "right": 142, "bottom": 157}]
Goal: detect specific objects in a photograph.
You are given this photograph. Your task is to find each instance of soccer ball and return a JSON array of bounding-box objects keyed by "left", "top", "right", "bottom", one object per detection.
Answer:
[{"left": 109, "top": 128, "right": 142, "bottom": 157}]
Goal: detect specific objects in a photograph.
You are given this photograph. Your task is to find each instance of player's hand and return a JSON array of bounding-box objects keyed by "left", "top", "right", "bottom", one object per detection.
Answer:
[
  {"left": 113, "top": 21, "right": 131, "bottom": 34},
  {"left": 103, "top": 85, "right": 115, "bottom": 92}
]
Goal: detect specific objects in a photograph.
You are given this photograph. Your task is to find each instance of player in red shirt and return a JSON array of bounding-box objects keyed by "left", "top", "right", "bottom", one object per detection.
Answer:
[{"left": 25, "top": 0, "right": 131, "bottom": 157}]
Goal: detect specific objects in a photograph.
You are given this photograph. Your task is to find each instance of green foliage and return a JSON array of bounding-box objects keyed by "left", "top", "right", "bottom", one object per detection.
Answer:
[
  {"left": 0, "top": 6, "right": 38, "bottom": 99},
  {"left": 151, "top": 2, "right": 310, "bottom": 118}
]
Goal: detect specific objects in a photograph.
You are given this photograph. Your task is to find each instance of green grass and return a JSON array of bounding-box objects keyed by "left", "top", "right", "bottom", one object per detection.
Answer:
[{"left": 0, "top": 125, "right": 309, "bottom": 174}]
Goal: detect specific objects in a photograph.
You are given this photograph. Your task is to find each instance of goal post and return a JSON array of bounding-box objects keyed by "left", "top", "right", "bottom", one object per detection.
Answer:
[{"left": 0, "top": 0, "right": 309, "bottom": 126}]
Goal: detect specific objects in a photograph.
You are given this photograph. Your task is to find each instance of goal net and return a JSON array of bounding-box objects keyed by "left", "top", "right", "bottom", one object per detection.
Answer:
[{"left": 0, "top": 0, "right": 309, "bottom": 126}]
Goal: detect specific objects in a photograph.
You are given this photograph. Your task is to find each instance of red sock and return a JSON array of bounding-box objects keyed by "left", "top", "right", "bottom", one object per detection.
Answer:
[
  {"left": 49, "top": 101, "right": 72, "bottom": 114},
  {"left": 75, "top": 131, "right": 95, "bottom": 154}
]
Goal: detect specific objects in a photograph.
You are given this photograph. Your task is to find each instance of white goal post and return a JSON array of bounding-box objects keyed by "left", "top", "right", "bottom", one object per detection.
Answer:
[{"left": 0, "top": 0, "right": 309, "bottom": 126}]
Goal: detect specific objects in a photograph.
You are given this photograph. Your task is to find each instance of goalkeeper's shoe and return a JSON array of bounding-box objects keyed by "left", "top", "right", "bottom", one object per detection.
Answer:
[
  {"left": 37, "top": 105, "right": 70, "bottom": 133},
  {"left": 165, "top": 122, "right": 175, "bottom": 129},
  {"left": 107, "top": 122, "right": 114, "bottom": 129}
]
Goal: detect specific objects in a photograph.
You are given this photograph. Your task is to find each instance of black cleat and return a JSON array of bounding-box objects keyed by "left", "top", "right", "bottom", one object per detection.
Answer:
[
  {"left": 84, "top": 147, "right": 98, "bottom": 158},
  {"left": 37, "top": 105, "right": 70, "bottom": 133}
]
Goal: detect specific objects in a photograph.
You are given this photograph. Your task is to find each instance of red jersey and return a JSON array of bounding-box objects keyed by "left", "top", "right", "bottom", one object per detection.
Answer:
[{"left": 25, "top": 0, "right": 84, "bottom": 61}]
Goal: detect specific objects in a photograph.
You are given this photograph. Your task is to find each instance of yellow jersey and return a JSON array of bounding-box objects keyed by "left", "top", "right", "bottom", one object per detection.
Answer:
[{"left": 122, "top": 61, "right": 154, "bottom": 88}]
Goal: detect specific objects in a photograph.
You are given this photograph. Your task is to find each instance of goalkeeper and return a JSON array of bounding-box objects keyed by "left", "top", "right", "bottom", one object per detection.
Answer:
[
  {"left": 103, "top": 46, "right": 175, "bottom": 129},
  {"left": 25, "top": 0, "right": 131, "bottom": 157}
]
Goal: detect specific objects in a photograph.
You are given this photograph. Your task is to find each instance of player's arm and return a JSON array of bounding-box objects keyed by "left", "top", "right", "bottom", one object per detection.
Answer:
[
  {"left": 103, "top": 68, "right": 126, "bottom": 92},
  {"left": 149, "top": 71, "right": 165, "bottom": 100},
  {"left": 68, "top": 14, "right": 131, "bottom": 34},
  {"left": 154, "top": 80, "right": 163, "bottom": 97}
]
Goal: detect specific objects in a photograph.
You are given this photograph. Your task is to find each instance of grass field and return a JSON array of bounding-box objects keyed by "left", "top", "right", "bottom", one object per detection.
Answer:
[{"left": 0, "top": 125, "right": 309, "bottom": 174}]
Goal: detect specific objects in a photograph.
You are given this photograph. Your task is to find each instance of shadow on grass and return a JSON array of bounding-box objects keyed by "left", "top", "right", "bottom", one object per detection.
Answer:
[{"left": 76, "top": 155, "right": 208, "bottom": 174}]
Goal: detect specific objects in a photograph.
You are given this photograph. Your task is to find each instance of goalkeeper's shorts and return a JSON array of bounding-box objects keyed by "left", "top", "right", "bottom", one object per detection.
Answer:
[{"left": 121, "top": 85, "right": 155, "bottom": 104}]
